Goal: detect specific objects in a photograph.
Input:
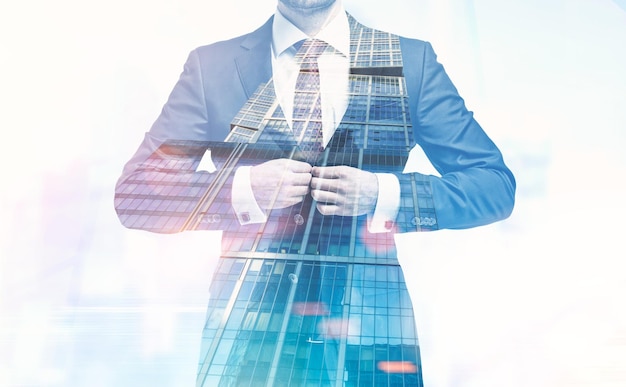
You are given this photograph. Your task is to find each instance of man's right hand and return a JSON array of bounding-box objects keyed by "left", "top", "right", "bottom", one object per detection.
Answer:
[{"left": 250, "top": 159, "right": 312, "bottom": 210}]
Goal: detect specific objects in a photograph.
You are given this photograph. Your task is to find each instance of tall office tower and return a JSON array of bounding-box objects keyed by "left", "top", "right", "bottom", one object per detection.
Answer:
[
  {"left": 115, "top": 16, "right": 437, "bottom": 387},
  {"left": 194, "top": 19, "right": 437, "bottom": 386}
]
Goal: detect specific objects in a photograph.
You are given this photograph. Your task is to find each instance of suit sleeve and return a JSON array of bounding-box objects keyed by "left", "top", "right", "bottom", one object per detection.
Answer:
[
  {"left": 397, "top": 39, "right": 516, "bottom": 231},
  {"left": 114, "top": 49, "right": 245, "bottom": 233}
]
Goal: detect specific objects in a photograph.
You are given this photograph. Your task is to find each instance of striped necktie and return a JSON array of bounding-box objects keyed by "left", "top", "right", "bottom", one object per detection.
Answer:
[{"left": 292, "top": 39, "right": 328, "bottom": 164}]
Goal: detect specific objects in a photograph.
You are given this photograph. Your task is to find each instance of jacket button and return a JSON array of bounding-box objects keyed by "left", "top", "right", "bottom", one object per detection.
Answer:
[{"left": 201, "top": 214, "right": 221, "bottom": 224}]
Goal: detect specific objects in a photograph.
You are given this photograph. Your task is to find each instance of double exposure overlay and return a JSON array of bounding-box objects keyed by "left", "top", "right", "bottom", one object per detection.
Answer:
[{"left": 116, "top": 18, "right": 434, "bottom": 386}]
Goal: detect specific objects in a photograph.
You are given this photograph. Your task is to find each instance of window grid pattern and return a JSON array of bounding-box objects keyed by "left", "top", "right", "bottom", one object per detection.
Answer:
[
  {"left": 231, "top": 82, "right": 276, "bottom": 132},
  {"left": 115, "top": 142, "right": 219, "bottom": 233},
  {"left": 349, "top": 16, "right": 402, "bottom": 71},
  {"left": 198, "top": 259, "right": 422, "bottom": 386},
  {"left": 114, "top": 18, "right": 435, "bottom": 386},
  {"left": 196, "top": 18, "right": 426, "bottom": 383}
]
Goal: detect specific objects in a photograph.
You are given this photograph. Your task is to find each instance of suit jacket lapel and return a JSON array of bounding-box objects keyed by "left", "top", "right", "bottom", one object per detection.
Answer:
[
  {"left": 234, "top": 13, "right": 363, "bottom": 98},
  {"left": 347, "top": 13, "right": 360, "bottom": 63},
  {"left": 235, "top": 16, "right": 274, "bottom": 98}
]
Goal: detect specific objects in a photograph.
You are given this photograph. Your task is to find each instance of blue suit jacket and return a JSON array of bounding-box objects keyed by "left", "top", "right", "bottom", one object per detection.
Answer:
[{"left": 115, "top": 15, "right": 515, "bottom": 232}]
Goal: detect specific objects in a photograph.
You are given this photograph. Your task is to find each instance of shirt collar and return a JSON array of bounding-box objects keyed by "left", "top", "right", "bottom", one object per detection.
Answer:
[{"left": 272, "top": 6, "right": 350, "bottom": 58}]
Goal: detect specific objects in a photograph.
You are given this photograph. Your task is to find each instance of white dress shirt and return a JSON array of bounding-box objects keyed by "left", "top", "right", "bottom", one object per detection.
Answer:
[
  {"left": 271, "top": 7, "right": 350, "bottom": 147},
  {"left": 231, "top": 6, "right": 400, "bottom": 233}
]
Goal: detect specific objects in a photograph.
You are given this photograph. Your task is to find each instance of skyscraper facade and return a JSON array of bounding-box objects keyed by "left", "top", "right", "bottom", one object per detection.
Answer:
[{"left": 115, "top": 16, "right": 437, "bottom": 387}]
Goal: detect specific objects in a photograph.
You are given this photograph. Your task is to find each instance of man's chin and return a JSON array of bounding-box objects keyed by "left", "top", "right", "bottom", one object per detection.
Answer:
[{"left": 279, "top": 0, "right": 337, "bottom": 12}]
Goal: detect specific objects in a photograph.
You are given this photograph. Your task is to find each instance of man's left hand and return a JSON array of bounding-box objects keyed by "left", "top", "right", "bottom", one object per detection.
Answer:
[{"left": 310, "top": 166, "right": 378, "bottom": 216}]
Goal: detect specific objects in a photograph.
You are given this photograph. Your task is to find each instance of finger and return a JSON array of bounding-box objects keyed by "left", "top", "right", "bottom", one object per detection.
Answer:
[
  {"left": 312, "top": 166, "right": 343, "bottom": 179},
  {"left": 316, "top": 203, "right": 339, "bottom": 216},
  {"left": 311, "top": 189, "right": 339, "bottom": 204},
  {"left": 311, "top": 176, "right": 340, "bottom": 192},
  {"left": 277, "top": 171, "right": 310, "bottom": 188},
  {"left": 288, "top": 172, "right": 312, "bottom": 186},
  {"left": 288, "top": 160, "right": 313, "bottom": 173},
  {"left": 285, "top": 185, "right": 310, "bottom": 198}
]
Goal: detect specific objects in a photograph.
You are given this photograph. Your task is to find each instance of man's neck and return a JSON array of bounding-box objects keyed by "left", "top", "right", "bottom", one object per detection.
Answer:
[{"left": 276, "top": 1, "right": 342, "bottom": 37}]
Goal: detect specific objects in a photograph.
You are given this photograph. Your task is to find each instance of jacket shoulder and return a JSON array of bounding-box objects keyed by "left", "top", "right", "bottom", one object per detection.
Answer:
[
  {"left": 193, "top": 16, "right": 274, "bottom": 62},
  {"left": 348, "top": 14, "right": 432, "bottom": 65}
]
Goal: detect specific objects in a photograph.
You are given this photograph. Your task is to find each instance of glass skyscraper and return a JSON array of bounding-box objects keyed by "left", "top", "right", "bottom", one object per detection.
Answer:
[{"left": 115, "top": 16, "right": 437, "bottom": 386}]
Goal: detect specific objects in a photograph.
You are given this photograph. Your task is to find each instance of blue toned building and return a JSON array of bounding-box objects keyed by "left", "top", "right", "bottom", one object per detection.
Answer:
[{"left": 116, "top": 17, "right": 436, "bottom": 386}]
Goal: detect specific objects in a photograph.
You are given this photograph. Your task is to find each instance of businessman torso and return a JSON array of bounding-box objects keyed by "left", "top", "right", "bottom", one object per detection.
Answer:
[
  {"left": 186, "top": 14, "right": 419, "bottom": 259},
  {"left": 115, "top": 12, "right": 515, "bottom": 236}
]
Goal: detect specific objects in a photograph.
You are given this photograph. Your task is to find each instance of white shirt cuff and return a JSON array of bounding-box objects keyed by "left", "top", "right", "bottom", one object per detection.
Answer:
[
  {"left": 232, "top": 166, "right": 268, "bottom": 225},
  {"left": 368, "top": 173, "right": 400, "bottom": 233}
]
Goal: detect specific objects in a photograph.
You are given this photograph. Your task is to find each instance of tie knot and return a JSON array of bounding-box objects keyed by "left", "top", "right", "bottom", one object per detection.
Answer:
[{"left": 294, "top": 39, "right": 330, "bottom": 70}]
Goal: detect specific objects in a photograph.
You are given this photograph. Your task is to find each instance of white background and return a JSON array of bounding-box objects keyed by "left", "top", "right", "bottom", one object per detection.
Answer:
[{"left": 1, "top": 1, "right": 625, "bottom": 386}]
